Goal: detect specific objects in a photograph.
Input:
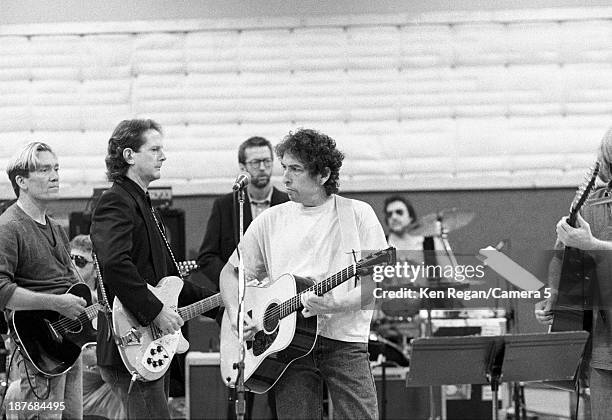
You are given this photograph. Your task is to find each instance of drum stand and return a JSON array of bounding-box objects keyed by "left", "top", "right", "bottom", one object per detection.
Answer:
[{"left": 436, "top": 218, "right": 459, "bottom": 270}]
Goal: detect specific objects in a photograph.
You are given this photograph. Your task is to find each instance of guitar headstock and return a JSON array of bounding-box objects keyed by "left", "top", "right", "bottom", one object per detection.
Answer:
[
  {"left": 178, "top": 260, "right": 199, "bottom": 276},
  {"left": 568, "top": 162, "right": 600, "bottom": 226},
  {"left": 357, "top": 247, "right": 396, "bottom": 270}
]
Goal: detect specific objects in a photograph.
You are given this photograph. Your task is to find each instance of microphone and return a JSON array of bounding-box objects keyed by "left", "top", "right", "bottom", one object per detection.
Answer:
[{"left": 232, "top": 173, "right": 251, "bottom": 191}]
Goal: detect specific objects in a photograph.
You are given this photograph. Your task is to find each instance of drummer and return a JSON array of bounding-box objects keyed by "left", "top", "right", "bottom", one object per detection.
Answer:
[
  {"left": 382, "top": 196, "right": 460, "bottom": 308},
  {"left": 384, "top": 195, "right": 443, "bottom": 279}
]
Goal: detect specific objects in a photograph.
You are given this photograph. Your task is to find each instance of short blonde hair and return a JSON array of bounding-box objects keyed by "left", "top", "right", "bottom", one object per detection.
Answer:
[
  {"left": 69, "top": 234, "right": 93, "bottom": 255},
  {"left": 5, "top": 142, "right": 55, "bottom": 198}
]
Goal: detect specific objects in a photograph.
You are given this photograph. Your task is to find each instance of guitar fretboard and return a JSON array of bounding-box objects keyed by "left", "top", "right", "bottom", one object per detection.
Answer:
[
  {"left": 54, "top": 302, "right": 103, "bottom": 333},
  {"left": 178, "top": 293, "right": 223, "bottom": 322},
  {"left": 279, "top": 265, "right": 357, "bottom": 320}
]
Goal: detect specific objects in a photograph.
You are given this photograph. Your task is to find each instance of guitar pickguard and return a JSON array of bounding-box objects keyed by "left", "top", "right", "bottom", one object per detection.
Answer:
[
  {"left": 252, "top": 329, "right": 279, "bottom": 357},
  {"left": 139, "top": 335, "right": 176, "bottom": 373}
]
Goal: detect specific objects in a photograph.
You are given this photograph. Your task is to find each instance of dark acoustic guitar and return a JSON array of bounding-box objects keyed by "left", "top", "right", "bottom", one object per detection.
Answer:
[
  {"left": 12, "top": 282, "right": 100, "bottom": 376},
  {"left": 550, "top": 162, "right": 600, "bottom": 332},
  {"left": 220, "top": 247, "right": 396, "bottom": 393}
]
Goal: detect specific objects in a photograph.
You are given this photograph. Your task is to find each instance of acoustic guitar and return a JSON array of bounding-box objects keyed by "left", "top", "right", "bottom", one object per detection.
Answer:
[
  {"left": 219, "top": 247, "right": 396, "bottom": 393},
  {"left": 12, "top": 283, "right": 100, "bottom": 376},
  {"left": 550, "top": 162, "right": 600, "bottom": 332}
]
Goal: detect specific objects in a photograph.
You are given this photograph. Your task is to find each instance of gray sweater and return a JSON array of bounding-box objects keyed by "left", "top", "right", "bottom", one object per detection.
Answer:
[{"left": 0, "top": 203, "right": 76, "bottom": 311}]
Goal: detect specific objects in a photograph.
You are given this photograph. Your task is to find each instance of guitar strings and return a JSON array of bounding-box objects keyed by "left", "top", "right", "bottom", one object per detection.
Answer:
[
  {"left": 178, "top": 294, "right": 221, "bottom": 320},
  {"left": 260, "top": 250, "right": 390, "bottom": 325},
  {"left": 51, "top": 305, "right": 98, "bottom": 332},
  {"left": 261, "top": 265, "right": 357, "bottom": 325}
]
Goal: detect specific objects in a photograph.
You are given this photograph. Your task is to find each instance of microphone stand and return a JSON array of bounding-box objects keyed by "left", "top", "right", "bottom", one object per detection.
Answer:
[{"left": 234, "top": 188, "right": 247, "bottom": 420}]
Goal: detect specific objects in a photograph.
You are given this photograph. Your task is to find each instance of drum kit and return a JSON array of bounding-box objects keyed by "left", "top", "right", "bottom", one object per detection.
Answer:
[{"left": 369, "top": 207, "right": 476, "bottom": 367}]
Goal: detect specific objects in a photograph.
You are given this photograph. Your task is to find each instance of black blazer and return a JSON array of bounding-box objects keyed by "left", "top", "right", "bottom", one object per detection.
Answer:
[
  {"left": 91, "top": 177, "right": 216, "bottom": 367},
  {"left": 195, "top": 187, "right": 289, "bottom": 289}
]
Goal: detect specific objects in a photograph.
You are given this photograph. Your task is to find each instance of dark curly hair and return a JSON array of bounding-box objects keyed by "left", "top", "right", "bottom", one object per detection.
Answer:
[
  {"left": 275, "top": 129, "right": 344, "bottom": 196},
  {"left": 383, "top": 195, "right": 417, "bottom": 221},
  {"left": 105, "top": 119, "right": 162, "bottom": 181}
]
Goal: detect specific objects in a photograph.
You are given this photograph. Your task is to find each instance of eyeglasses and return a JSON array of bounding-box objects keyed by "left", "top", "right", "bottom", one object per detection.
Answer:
[
  {"left": 245, "top": 159, "right": 273, "bottom": 169},
  {"left": 71, "top": 254, "right": 92, "bottom": 268},
  {"left": 386, "top": 209, "right": 405, "bottom": 218}
]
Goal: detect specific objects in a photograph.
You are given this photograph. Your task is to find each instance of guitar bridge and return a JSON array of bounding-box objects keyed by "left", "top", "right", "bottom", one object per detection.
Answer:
[
  {"left": 117, "top": 328, "right": 142, "bottom": 347},
  {"left": 44, "top": 319, "right": 63, "bottom": 343}
]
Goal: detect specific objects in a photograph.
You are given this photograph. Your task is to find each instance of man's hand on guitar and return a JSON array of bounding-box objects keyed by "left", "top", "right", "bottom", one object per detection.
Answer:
[
  {"left": 53, "top": 293, "right": 87, "bottom": 320},
  {"left": 556, "top": 213, "right": 594, "bottom": 250},
  {"left": 153, "top": 305, "right": 184, "bottom": 335},
  {"left": 534, "top": 299, "right": 553, "bottom": 325},
  {"left": 300, "top": 291, "right": 339, "bottom": 318},
  {"left": 227, "top": 309, "right": 258, "bottom": 340}
]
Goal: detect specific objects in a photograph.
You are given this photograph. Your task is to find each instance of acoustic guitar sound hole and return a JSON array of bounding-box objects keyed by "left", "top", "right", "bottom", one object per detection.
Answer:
[
  {"left": 66, "top": 320, "right": 83, "bottom": 335},
  {"left": 263, "top": 303, "right": 280, "bottom": 333}
]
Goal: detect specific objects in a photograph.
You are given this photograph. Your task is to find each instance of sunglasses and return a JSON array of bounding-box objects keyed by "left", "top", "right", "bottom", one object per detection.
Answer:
[
  {"left": 385, "top": 209, "right": 405, "bottom": 218},
  {"left": 71, "top": 254, "right": 92, "bottom": 268}
]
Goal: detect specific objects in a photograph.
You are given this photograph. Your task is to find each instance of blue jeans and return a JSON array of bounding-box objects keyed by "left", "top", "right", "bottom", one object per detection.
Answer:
[
  {"left": 590, "top": 366, "right": 612, "bottom": 420},
  {"left": 12, "top": 355, "right": 82, "bottom": 420},
  {"left": 274, "top": 336, "right": 378, "bottom": 420},
  {"left": 98, "top": 365, "right": 171, "bottom": 420}
]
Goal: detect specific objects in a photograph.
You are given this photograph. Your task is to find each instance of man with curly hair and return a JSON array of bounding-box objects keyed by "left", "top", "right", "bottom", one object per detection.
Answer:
[{"left": 220, "top": 128, "right": 387, "bottom": 419}]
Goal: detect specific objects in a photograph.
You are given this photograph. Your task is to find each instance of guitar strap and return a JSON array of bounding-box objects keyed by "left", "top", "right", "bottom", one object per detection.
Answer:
[
  {"left": 150, "top": 206, "right": 184, "bottom": 280},
  {"left": 335, "top": 195, "right": 361, "bottom": 286},
  {"left": 92, "top": 251, "right": 115, "bottom": 342}
]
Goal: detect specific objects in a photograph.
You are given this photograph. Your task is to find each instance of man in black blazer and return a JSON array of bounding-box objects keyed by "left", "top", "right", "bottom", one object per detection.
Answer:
[
  {"left": 195, "top": 136, "right": 289, "bottom": 290},
  {"left": 90, "top": 119, "right": 217, "bottom": 419}
]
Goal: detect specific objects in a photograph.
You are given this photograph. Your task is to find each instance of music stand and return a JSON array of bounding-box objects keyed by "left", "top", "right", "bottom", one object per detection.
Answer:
[
  {"left": 406, "top": 335, "right": 497, "bottom": 420},
  {"left": 406, "top": 332, "right": 588, "bottom": 420},
  {"left": 502, "top": 332, "right": 588, "bottom": 383}
]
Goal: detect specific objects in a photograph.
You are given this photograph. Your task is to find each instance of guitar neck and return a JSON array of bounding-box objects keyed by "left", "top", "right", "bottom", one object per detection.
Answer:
[
  {"left": 278, "top": 265, "right": 358, "bottom": 321},
  {"left": 54, "top": 302, "right": 103, "bottom": 334},
  {"left": 84, "top": 303, "right": 103, "bottom": 321},
  {"left": 178, "top": 293, "right": 223, "bottom": 322}
]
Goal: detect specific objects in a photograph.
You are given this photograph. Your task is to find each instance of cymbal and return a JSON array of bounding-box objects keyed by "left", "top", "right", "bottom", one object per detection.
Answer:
[{"left": 408, "top": 208, "right": 474, "bottom": 237}]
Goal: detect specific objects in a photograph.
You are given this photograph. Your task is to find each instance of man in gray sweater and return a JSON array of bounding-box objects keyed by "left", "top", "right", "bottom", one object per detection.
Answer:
[{"left": 0, "top": 142, "right": 86, "bottom": 420}]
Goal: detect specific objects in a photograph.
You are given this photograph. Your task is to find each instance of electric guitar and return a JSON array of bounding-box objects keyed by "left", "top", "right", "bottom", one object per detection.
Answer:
[
  {"left": 550, "top": 162, "right": 600, "bottom": 332},
  {"left": 113, "top": 276, "right": 223, "bottom": 381},
  {"left": 12, "top": 282, "right": 100, "bottom": 376},
  {"left": 219, "top": 247, "right": 396, "bottom": 393}
]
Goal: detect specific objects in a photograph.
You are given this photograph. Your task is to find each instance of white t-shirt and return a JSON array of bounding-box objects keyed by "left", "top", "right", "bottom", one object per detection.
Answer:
[{"left": 229, "top": 195, "right": 387, "bottom": 343}]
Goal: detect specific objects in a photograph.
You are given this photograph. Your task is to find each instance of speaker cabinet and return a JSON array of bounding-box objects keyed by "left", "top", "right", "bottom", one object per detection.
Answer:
[
  {"left": 186, "top": 352, "right": 228, "bottom": 420},
  {"left": 374, "top": 366, "right": 439, "bottom": 419},
  {"left": 69, "top": 208, "right": 185, "bottom": 263},
  {"left": 157, "top": 207, "right": 186, "bottom": 262}
]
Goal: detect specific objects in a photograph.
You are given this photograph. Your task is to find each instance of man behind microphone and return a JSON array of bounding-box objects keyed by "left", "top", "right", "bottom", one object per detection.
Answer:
[
  {"left": 232, "top": 172, "right": 251, "bottom": 191},
  {"left": 196, "top": 136, "right": 288, "bottom": 290},
  {"left": 194, "top": 136, "right": 287, "bottom": 419}
]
